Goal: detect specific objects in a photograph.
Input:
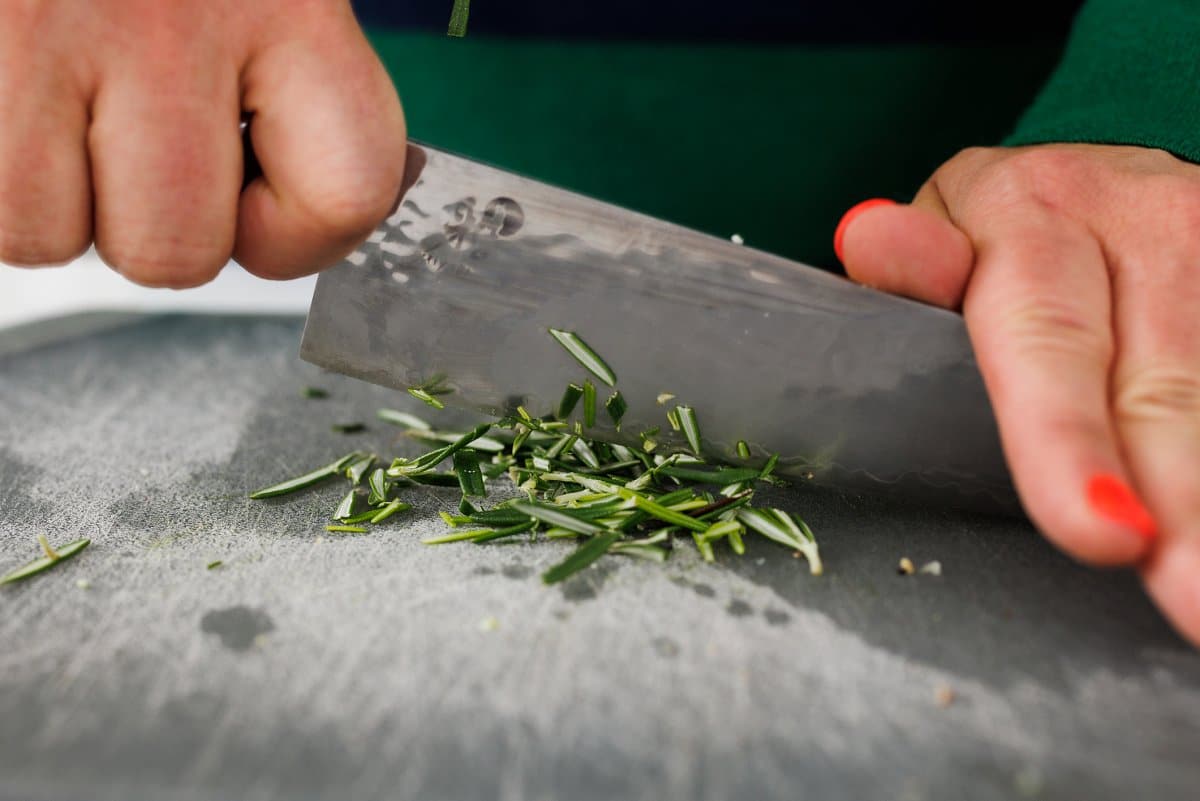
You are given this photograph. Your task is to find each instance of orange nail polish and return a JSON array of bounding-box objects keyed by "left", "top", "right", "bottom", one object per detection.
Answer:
[
  {"left": 1086, "top": 473, "right": 1158, "bottom": 541},
  {"left": 833, "top": 198, "right": 896, "bottom": 264}
]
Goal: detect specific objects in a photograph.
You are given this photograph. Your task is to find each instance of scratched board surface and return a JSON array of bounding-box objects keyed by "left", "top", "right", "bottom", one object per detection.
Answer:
[{"left": 0, "top": 314, "right": 1197, "bottom": 801}]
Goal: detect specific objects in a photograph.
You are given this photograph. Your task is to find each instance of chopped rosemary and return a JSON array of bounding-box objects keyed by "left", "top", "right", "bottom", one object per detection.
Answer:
[
  {"left": 334, "top": 489, "right": 358, "bottom": 521},
  {"left": 252, "top": 329, "right": 821, "bottom": 583},
  {"left": 453, "top": 449, "right": 486, "bottom": 497},
  {"left": 677, "top": 405, "right": 702, "bottom": 454},
  {"left": 558, "top": 383, "right": 584, "bottom": 420},
  {"left": 377, "top": 409, "right": 432, "bottom": 430},
  {"left": 582, "top": 380, "right": 597, "bottom": 427},
  {"left": 331, "top": 422, "right": 366, "bottom": 434},
  {"left": 408, "top": 388, "right": 446, "bottom": 409},
  {"left": 1, "top": 537, "right": 90, "bottom": 585},
  {"left": 370, "top": 500, "right": 411, "bottom": 524},
  {"left": 548, "top": 328, "right": 617, "bottom": 386},
  {"left": 249, "top": 452, "right": 362, "bottom": 499},
  {"left": 206, "top": 560, "right": 224, "bottom": 570},
  {"left": 605, "top": 391, "right": 627, "bottom": 430},
  {"left": 303, "top": 387, "right": 328, "bottom": 399},
  {"left": 447, "top": 0, "right": 470, "bottom": 37},
  {"left": 326, "top": 525, "right": 369, "bottom": 535},
  {"left": 367, "top": 468, "right": 389, "bottom": 506}
]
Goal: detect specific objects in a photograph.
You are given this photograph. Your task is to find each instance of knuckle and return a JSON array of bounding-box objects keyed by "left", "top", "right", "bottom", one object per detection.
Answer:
[
  {"left": 1115, "top": 365, "right": 1200, "bottom": 424},
  {"left": 993, "top": 297, "right": 1112, "bottom": 363},
  {"left": 99, "top": 239, "right": 227, "bottom": 289},
  {"left": 297, "top": 170, "right": 398, "bottom": 240},
  {"left": 981, "top": 148, "right": 1091, "bottom": 208}
]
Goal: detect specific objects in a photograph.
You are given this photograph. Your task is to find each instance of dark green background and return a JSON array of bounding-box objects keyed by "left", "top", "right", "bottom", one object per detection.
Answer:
[{"left": 368, "top": 34, "right": 1064, "bottom": 268}]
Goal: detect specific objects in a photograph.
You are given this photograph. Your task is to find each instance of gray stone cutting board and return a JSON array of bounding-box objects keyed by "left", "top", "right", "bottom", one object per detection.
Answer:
[{"left": 1, "top": 314, "right": 1197, "bottom": 801}]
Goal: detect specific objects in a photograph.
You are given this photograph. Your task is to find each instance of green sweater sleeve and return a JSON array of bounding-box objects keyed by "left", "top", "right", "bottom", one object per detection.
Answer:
[{"left": 1004, "top": 0, "right": 1200, "bottom": 163}]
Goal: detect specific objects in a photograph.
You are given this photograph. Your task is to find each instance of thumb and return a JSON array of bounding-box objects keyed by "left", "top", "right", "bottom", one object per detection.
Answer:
[{"left": 835, "top": 184, "right": 975, "bottom": 310}]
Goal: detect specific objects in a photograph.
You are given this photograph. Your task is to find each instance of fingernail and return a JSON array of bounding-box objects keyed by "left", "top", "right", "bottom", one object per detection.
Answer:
[
  {"left": 833, "top": 198, "right": 896, "bottom": 264},
  {"left": 1086, "top": 473, "right": 1158, "bottom": 541}
]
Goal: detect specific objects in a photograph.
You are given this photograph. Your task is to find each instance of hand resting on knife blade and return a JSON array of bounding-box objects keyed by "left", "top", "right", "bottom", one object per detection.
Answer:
[{"left": 838, "top": 144, "right": 1200, "bottom": 648}]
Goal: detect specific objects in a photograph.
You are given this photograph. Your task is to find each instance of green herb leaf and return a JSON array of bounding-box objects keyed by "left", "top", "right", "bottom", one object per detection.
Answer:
[
  {"left": 377, "top": 409, "right": 432, "bottom": 430},
  {"left": 447, "top": 0, "right": 470, "bottom": 37},
  {"left": 508, "top": 501, "right": 607, "bottom": 536},
  {"left": 303, "top": 387, "right": 328, "bottom": 399},
  {"left": 548, "top": 329, "right": 617, "bottom": 386},
  {"left": 454, "top": 449, "right": 486, "bottom": 497},
  {"left": 542, "top": 531, "right": 621, "bottom": 584},
  {"left": 0, "top": 538, "right": 90, "bottom": 586},
  {"left": 557, "top": 383, "right": 584, "bottom": 420},
  {"left": 622, "top": 491, "right": 707, "bottom": 532},
  {"left": 658, "top": 465, "right": 761, "bottom": 485},
  {"left": 408, "top": 388, "right": 446, "bottom": 409},
  {"left": 206, "top": 560, "right": 223, "bottom": 570},
  {"left": 344, "top": 455, "right": 376, "bottom": 485},
  {"left": 334, "top": 489, "right": 358, "bottom": 521},
  {"left": 370, "top": 500, "right": 411, "bottom": 525},
  {"left": 582, "top": 380, "right": 597, "bottom": 427},
  {"left": 331, "top": 422, "right": 366, "bottom": 434},
  {"left": 471, "top": 520, "right": 537, "bottom": 543},
  {"left": 424, "top": 529, "right": 490, "bottom": 545},
  {"left": 326, "top": 525, "right": 369, "bottom": 535},
  {"left": 367, "top": 468, "right": 389, "bottom": 506},
  {"left": 249, "top": 452, "right": 362, "bottom": 499},
  {"left": 677, "top": 405, "right": 702, "bottom": 455},
  {"left": 736, "top": 440, "right": 751, "bottom": 459},
  {"left": 605, "top": 391, "right": 627, "bottom": 430}
]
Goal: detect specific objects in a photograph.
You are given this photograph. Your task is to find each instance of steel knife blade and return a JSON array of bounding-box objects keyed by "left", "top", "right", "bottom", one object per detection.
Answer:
[{"left": 301, "top": 142, "right": 1016, "bottom": 511}]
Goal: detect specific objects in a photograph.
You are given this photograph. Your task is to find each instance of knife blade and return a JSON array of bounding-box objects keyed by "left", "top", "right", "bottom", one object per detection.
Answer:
[{"left": 301, "top": 142, "right": 1016, "bottom": 512}]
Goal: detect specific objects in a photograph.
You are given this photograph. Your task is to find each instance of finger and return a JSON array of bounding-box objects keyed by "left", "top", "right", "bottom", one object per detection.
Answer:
[
  {"left": 235, "top": 8, "right": 406, "bottom": 279},
  {"left": 1109, "top": 211, "right": 1200, "bottom": 645},
  {"left": 836, "top": 186, "right": 975, "bottom": 309},
  {"left": 89, "top": 45, "right": 241, "bottom": 288},
  {"left": 0, "top": 30, "right": 91, "bottom": 266},
  {"left": 958, "top": 211, "right": 1153, "bottom": 565}
]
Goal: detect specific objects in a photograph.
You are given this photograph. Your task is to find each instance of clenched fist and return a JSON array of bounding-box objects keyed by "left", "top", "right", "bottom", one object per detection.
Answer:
[{"left": 0, "top": 0, "right": 406, "bottom": 285}]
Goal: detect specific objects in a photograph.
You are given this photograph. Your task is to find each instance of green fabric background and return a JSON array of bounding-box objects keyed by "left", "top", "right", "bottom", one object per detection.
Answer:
[
  {"left": 1006, "top": 0, "right": 1200, "bottom": 163},
  {"left": 366, "top": 34, "right": 1063, "bottom": 268}
]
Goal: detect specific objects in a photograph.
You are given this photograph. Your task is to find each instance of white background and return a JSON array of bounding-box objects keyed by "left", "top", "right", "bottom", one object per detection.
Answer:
[{"left": 0, "top": 251, "right": 316, "bottom": 331}]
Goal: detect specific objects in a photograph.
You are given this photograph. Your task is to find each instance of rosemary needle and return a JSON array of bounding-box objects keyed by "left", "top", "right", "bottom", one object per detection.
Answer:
[
  {"left": 326, "top": 525, "right": 369, "bottom": 535},
  {"left": 542, "top": 532, "right": 621, "bottom": 584},
  {"left": 408, "top": 388, "right": 445, "bottom": 409},
  {"left": 376, "top": 409, "right": 432, "bottom": 430},
  {"left": 548, "top": 329, "right": 617, "bottom": 387},
  {"left": 447, "top": 0, "right": 470, "bottom": 37},
  {"left": 605, "top": 391, "right": 627, "bottom": 430},
  {"left": 1, "top": 538, "right": 90, "bottom": 586},
  {"left": 557, "top": 383, "right": 584, "bottom": 420},
  {"left": 677, "top": 406, "right": 702, "bottom": 455},
  {"left": 370, "top": 500, "right": 411, "bottom": 524},
  {"left": 249, "top": 452, "right": 362, "bottom": 499},
  {"left": 303, "top": 387, "right": 329, "bottom": 399},
  {"left": 582, "top": 380, "right": 597, "bottom": 428}
]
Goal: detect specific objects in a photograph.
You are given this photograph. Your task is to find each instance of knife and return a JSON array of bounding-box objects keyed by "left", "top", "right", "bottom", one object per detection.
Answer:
[{"left": 301, "top": 142, "right": 1016, "bottom": 512}]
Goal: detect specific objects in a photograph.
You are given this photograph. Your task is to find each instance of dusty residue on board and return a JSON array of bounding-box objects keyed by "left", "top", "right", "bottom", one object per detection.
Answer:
[
  {"left": 201, "top": 606, "right": 275, "bottom": 652},
  {"left": 501, "top": 564, "right": 533, "bottom": 580}
]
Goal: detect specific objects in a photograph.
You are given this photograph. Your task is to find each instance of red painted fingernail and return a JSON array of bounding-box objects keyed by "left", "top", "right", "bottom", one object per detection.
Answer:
[
  {"left": 833, "top": 198, "right": 896, "bottom": 264},
  {"left": 1086, "top": 473, "right": 1158, "bottom": 541}
]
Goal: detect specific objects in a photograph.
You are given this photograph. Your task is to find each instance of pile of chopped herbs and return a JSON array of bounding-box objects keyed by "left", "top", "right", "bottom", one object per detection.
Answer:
[{"left": 249, "top": 329, "right": 821, "bottom": 584}]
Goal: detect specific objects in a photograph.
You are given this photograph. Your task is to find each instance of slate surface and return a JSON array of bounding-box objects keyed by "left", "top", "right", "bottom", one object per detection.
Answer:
[{"left": 0, "top": 314, "right": 1197, "bottom": 801}]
